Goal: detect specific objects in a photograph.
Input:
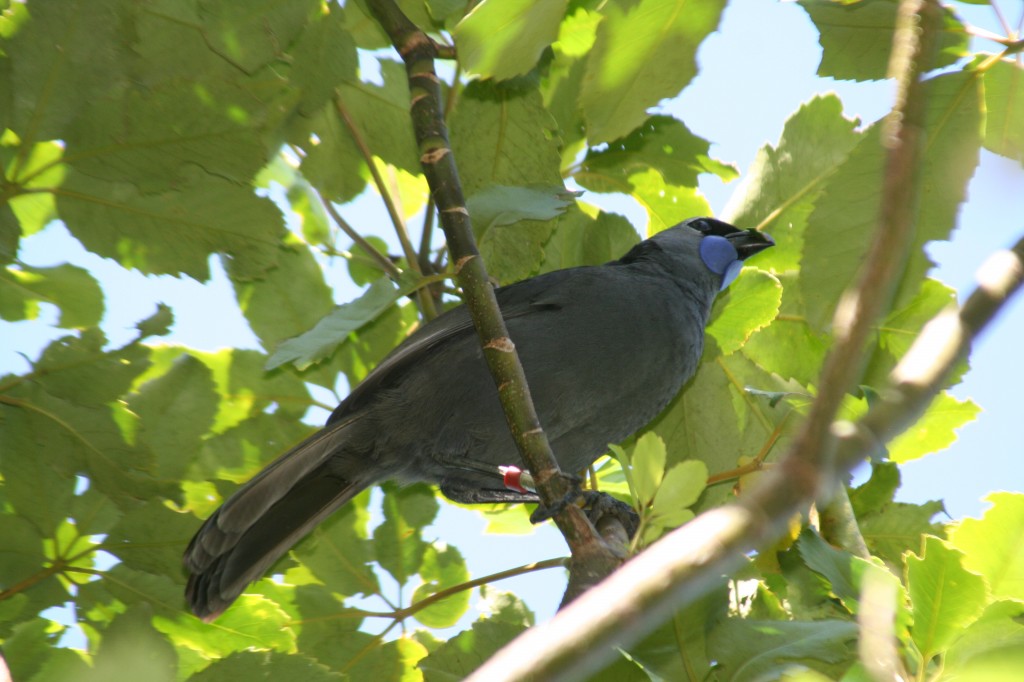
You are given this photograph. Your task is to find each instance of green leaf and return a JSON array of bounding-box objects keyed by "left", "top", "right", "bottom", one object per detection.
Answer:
[
  {"left": 335, "top": 60, "right": 422, "bottom": 174},
  {"left": 625, "top": 580, "right": 727, "bottom": 680},
  {"left": 878, "top": 278, "right": 957, "bottom": 361},
  {"left": 949, "top": 492, "right": 1024, "bottom": 602},
  {"left": 5, "top": 0, "right": 130, "bottom": 140},
  {"left": 799, "top": 71, "right": 982, "bottom": 329},
  {"left": 288, "top": 586, "right": 377, "bottom": 669},
  {"left": 980, "top": 58, "right": 1024, "bottom": 164},
  {"left": 290, "top": 11, "right": 359, "bottom": 115},
  {"left": 797, "top": 123, "right": 884, "bottom": 330},
  {"left": 848, "top": 462, "right": 900, "bottom": 517},
  {"left": 741, "top": 276, "right": 830, "bottom": 387},
  {"left": 627, "top": 169, "right": 713, "bottom": 234},
  {"left": 798, "top": 528, "right": 909, "bottom": 632},
  {"left": 82, "top": 606, "right": 178, "bottom": 682},
  {"left": 0, "top": 203, "right": 18, "bottom": 264},
  {"left": 798, "top": 0, "right": 969, "bottom": 81},
  {"left": 129, "top": 354, "right": 218, "bottom": 483},
  {"left": 629, "top": 431, "right": 667, "bottom": 507},
  {"left": 541, "top": 9, "right": 595, "bottom": 152},
  {"left": 0, "top": 264, "right": 103, "bottom": 328},
  {"left": 644, "top": 459, "right": 706, "bottom": 540},
  {"left": 649, "top": 351, "right": 796, "bottom": 512},
  {"left": 334, "top": 299, "right": 420, "bottom": 390},
  {"left": 199, "top": 0, "right": 319, "bottom": 73},
  {"left": 6, "top": 140, "right": 64, "bottom": 237},
  {"left": 468, "top": 184, "right": 580, "bottom": 237},
  {"left": 298, "top": 102, "right": 369, "bottom": 203},
  {"left": 450, "top": 80, "right": 563, "bottom": 198},
  {"left": 708, "top": 618, "right": 858, "bottom": 681},
  {"left": 652, "top": 459, "right": 707, "bottom": 513},
  {"left": 232, "top": 239, "right": 335, "bottom": 353},
  {"left": 887, "top": 391, "right": 980, "bottom": 463},
  {"left": 91, "top": 565, "right": 182, "bottom": 616},
  {"left": 64, "top": 84, "right": 268, "bottom": 192},
  {"left": 724, "top": 95, "right": 862, "bottom": 271},
  {"left": 418, "top": 588, "right": 533, "bottom": 681},
  {"left": 346, "top": 235, "right": 393, "bottom": 287},
  {"left": 707, "top": 268, "right": 782, "bottom": 356},
  {"left": 413, "top": 543, "right": 471, "bottom": 629},
  {"left": 188, "top": 651, "right": 341, "bottom": 682},
  {"left": 580, "top": 0, "right": 726, "bottom": 143},
  {"left": 906, "top": 536, "right": 987, "bottom": 660},
  {"left": 106, "top": 500, "right": 199, "bottom": 579},
  {"left": 0, "top": 412, "right": 77, "bottom": 536},
  {"left": 341, "top": 637, "right": 430, "bottom": 682},
  {"left": 374, "top": 484, "right": 438, "bottom": 586},
  {"left": 31, "top": 328, "right": 150, "bottom": 406},
  {"left": 58, "top": 169, "right": 285, "bottom": 281},
  {"left": 797, "top": 529, "right": 858, "bottom": 604},
  {"left": 265, "top": 274, "right": 418, "bottom": 370},
  {"left": 196, "top": 348, "right": 312, "bottom": 432},
  {"left": 455, "top": 0, "right": 568, "bottom": 81},
  {"left": 858, "top": 500, "right": 945, "bottom": 566},
  {"left": 538, "top": 207, "right": 640, "bottom": 272},
  {"left": 136, "top": 303, "right": 174, "bottom": 339},
  {"left": 469, "top": 185, "right": 581, "bottom": 284},
  {"left": 579, "top": 115, "right": 737, "bottom": 192},
  {"left": 291, "top": 492, "right": 379, "bottom": 599},
  {"left": 946, "top": 601, "right": 1024, "bottom": 675},
  {"left": 0, "top": 514, "right": 53, "bottom": 620}
]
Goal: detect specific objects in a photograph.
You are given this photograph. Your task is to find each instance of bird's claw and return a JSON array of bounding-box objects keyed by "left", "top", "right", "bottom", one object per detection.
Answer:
[{"left": 527, "top": 472, "right": 584, "bottom": 524}]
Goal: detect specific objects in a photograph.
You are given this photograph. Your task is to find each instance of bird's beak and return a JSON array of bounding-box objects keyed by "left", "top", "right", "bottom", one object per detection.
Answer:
[{"left": 725, "top": 229, "right": 774, "bottom": 260}]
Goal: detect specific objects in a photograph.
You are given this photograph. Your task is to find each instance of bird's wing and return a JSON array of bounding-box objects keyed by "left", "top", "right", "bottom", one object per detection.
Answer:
[{"left": 331, "top": 273, "right": 569, "bottom": 420}]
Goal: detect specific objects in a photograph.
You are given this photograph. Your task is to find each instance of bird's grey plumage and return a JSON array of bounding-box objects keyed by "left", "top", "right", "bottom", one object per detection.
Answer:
[{"left": 183, "top": 217, "right": 773, "bottom": 620}]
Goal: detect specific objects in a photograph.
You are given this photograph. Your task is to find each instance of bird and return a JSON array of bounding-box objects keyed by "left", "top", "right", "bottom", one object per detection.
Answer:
[{"left": 183, "top": 217, "right": 774, "bottom": 620}]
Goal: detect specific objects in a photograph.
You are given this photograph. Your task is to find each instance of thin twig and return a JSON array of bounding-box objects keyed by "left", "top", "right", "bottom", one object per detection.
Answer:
[{"left": 321, "top": 198, "right": 402, "bottom": 280}]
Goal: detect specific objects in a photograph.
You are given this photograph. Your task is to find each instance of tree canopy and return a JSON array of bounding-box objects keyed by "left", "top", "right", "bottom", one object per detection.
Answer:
[{"left": 1, "top": 0, "right": 1023, "bottom": 680}]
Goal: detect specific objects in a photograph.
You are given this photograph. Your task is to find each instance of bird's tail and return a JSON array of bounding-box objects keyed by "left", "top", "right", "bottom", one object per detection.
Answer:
[{"left": 183, "top": 418, "right": 367, "bottom": 621}]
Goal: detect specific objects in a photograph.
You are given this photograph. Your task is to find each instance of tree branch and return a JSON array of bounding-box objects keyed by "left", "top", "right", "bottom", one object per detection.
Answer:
[{"left": 366, "top": 0, "right": 620, "bottom": 583}]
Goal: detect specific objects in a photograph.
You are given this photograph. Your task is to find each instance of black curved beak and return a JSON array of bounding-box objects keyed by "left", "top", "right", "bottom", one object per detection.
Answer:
[{"left": 725, "top": 228, "right": 774, "bottom": 260}]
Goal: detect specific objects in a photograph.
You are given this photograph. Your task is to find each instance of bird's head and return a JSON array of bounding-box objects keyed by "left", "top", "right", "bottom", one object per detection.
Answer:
[{"left": 629, "top": 217, "right": 774, "bottom": 291}]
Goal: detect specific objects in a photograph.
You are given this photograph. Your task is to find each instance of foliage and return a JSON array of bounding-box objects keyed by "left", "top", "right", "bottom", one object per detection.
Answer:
[{"left": 1, "top": 0, "right": 1022, "bottom": 680}]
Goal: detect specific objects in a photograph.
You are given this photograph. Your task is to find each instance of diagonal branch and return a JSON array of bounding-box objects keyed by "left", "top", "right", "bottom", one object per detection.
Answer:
[{"left": 365, "top": 0, "right": 620, "bottom": 585}]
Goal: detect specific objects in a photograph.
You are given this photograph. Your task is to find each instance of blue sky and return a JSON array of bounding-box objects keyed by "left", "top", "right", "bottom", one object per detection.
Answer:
[{"left": 3, "top": 0, "right": 1022, "bottom": 627}]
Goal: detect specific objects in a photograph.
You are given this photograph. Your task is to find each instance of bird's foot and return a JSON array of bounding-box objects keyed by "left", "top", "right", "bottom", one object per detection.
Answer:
[{"left": 580, "top": 490, "right": 639, "bottom": 538}]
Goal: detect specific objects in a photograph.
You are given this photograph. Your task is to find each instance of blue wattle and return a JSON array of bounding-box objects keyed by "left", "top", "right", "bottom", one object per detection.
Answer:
[
  {"left": 721, "top": 260, "right": 743, "bottom": 289},
  {"left": 699, "top": 235, "right": 740, "bottom": 290}
]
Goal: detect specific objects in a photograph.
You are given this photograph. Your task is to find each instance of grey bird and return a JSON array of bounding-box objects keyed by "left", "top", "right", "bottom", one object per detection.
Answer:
[{"left": 183, "top": 217, "right": 773, "bottom": 620}]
